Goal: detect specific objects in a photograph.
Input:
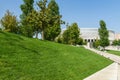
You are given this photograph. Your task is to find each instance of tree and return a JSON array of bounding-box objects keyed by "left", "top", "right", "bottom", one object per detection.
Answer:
[
  {"left": 20, "top": 0, "right": 34, "bottom": 20},
  {"left": 62, "top": 23, "right": 80, "bottom": 45},
  {"left": 77, "top": 37, "right": 83, "bottom": 45},
  {"left": 37, "top": 0, "right": 49, "bottom": 40},
  {"left": 62, "top": 27, "right": 70, "bottom": 44},
  {"left": 98, "top": 20, "right": 109, "bottom": 48},
  {"left": 1, "top": 10, "right": 18, "bottom": 33},
  {"left": 69, "top": 23, "right": 80, "bottom": 45},
  {"left": 20, "top": 0, "right": 34, "bottom": 37},
  {"left": 44, "top": 0, "right": 61, "bottom": 41},
  {"left": 25, "top": 10, "right": 41, "bottom": 38}
]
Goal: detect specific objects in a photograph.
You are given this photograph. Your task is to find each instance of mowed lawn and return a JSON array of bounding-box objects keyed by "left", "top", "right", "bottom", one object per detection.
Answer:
[
  {"left": 107, "top": 50, "right": 120, "bottom": 56},
  {"left": 0, "top": 31, "right": 112, "bottom": 80}
]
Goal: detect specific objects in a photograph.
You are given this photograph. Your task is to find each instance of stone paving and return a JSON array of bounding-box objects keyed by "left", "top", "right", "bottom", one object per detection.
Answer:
[{"left": 83, "top": 46, "right": 120, "bottom": 80}]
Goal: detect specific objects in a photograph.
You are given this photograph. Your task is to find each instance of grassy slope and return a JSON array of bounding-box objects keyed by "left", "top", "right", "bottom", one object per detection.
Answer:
[
  {"left": 107, "top": 50, "right": 120, "bottom": 56},
  {"left": 0, "top": 31, "right": 112, "bottom": 80}
]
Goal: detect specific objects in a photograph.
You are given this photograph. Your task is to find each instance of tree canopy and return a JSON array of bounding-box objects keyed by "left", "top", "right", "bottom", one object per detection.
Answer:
[
  {"left": 44, "top": 0, "right": 61, "bottom": 41},
  {"left": 99, "top": 20, "right": 109, "bottom": 48},
  {"left": 1, "top": 10, "right": 18, "bottom": 33},
  {"left": 20, "top": 0, "right": 34, "bottom": 37},
  {"left": 62, "top": 23, "right": 80, "bottom": 45}
]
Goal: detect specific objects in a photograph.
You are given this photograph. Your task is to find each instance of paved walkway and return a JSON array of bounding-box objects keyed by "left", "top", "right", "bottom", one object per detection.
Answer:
[
  {"left": 118, "top": 64, "right": 120, "bottom": 80},
  {"left": 83, "top": 46, "right": 120, "bottom": 80},
  {"left": 84, "top": 46, "right": 120, "bottom": 64},
  {"left": 84, "top": 62, "right": 119, "bottom": 80}
]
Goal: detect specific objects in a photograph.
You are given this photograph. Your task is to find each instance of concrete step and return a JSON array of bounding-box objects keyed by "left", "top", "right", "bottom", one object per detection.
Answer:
[{"left": 84, "top": 63, "right": 118, "bottom": 80}]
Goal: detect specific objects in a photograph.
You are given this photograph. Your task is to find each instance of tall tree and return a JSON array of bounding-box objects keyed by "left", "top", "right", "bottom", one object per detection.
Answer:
[
  {"left": 37, "top": 0, "right": 49, "bottom": 40},
  {"left": 1, "top": 10, "right": 18, "bottom": 33},
  {"left": 20, "top": 0, "right": 34, "bottom": 20},
  {"left": 25, "top": 10, "right": 41, "bottom": 38},
  {"left": 99, "top": 20, "right": 109, "bottom": 48},
  {"left": 62, "top": 23, "right": 80, "bottom": 45},
  {"left": 20, "top": 0, "right": 34, "bottom": 37},
  {"left": 69, "top": 23, "right": 80, "bottom": 45},
  {"left": 45, "top": 0, "right": 61, "bottom": 41},
  {"left": 62, "top": 26, "right": 70, "bottom": 44}
]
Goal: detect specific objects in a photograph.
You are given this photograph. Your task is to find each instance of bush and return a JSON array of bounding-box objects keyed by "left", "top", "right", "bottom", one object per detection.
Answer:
[
  {"left": 55, "top": 35, "right": 63, "bottom": 43},
  {"left": 77, "top": 38, "right": 83, "bottom": 45},
  {"left": 69, "top": 39, "right": 76, "bottom": 45},
  {"left": 112, "top": 39, "right": 120, "bottom": 46},
  {"left": 0, "top": 28, "right": 2, "bottom": 31},
  {"left": 93, "top": 40, "right": 100, "bottom": 48},
  {"left": 83, "top": 40, "right": 87, "bottom": 45},
  {"left": 118, "top": 40, "right": 120, "bottom": 46}
]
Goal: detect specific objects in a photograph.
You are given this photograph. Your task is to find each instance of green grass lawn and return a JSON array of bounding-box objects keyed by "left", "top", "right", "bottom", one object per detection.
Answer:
[
  {"left": 0, "top": 31, "right": 113, "bottom": 80},
  {"left": 107, "top": 50, "right": 120, "bottom": 56}
]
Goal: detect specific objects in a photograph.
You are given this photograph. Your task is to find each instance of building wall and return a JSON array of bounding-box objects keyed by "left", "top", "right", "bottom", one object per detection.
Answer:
[
  {"left": 80, "top": 28, "right": 99, "bottom": 42},
  {"left": 80, "top": 28, "right": 115, "bottom": 44},
  {"left": 61, "top": 28, "right": 116, "bottom": 45},
  {"left": 115, "top": 33, "right": 120, "bottom": 40},
  {"left": 108, "top": 30, "right": 115, "bottom": 44}
]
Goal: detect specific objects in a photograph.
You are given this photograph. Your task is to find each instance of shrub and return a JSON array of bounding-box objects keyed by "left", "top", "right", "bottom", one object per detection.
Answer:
[
  {"left": 55, "top": 35, "right": 63, "bottom": 43},
  {"left": 0, "top": 28, "right": 2, "bottom": 31},
  {"left": 77, "top": 38, "right": 83, "bottom": 45},
  {"left": 112, "top": 39, "right": 120, "bottom": 46},
  {"left": 93, "top": 40, "right": 100, "bottom": 48}
]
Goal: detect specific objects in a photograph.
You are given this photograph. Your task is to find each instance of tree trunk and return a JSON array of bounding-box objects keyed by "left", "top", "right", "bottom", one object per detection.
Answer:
[
  {"left": 36, "top": 31, "right": 38, "bottom": 39},
  {"left": 41, "top": 30, "right": 45, "bottom": 40}
]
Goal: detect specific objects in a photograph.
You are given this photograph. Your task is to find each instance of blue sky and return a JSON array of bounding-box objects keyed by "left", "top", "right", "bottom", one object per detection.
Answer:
[{"left": 0, "top": 0, "right": 120, "bottom": 33}]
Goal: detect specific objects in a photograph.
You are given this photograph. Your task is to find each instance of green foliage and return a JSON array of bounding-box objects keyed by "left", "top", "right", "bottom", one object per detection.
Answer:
[
  {"left": 19, "top": 0, "right": 62, "bottom": 40},
  {"left": 0, "top": 10, "right": 18, "bottom": 33},
  {"left": 112, "top": 39, "right": 120, "bottom": 46},
  {"left": 20, "top": 0, "right": 34, "bottom": 20},
  {"left": 77, "top": 37, "right": 83, "bottom": 45},
  {"left": 0, "top": 31, "right": 112, "bottom": 80},
  {"left": 55, "top": 35, "right": 63, "bottom": 43},
  {"left": 37, "top": 0, "right": 49, "bottom": 40},
  {"left": 118, "top": 40, "right": 120, "bottom": 45},
  {"left": 20, "top": 0, "right": 34, "bottom": 37},
  {"left": 25, "top": 10, "right": 41, "bottom": 38},
  {"left": 22, "top": 25, "right": 34, "bottom": 37},
  {"left": 45, "top": 0, "right": 61, "bottom": 41},
  {"left": 69, "top": 23, "right": 80, "bottom": 45},
  {"left": 45, "top": 25, "right": 61, "bottom": 41},
  {"left": 62, "top": 23, "right": 80, "bottom": 45},
  {"left": 98, "top": 20, "right": 109, "bottom": 48},
  {"left": 62, "top": 28, "right": 69, "bottom": 44},
  {"left": 93, "top": 40, "right": 100, "bottom": 48},
  {"left": 83, "top": 40, "right": 87, "bottom": 45}
]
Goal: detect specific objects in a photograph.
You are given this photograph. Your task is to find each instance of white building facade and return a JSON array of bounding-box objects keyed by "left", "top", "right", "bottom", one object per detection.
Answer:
[
  {"left": 115, "top": 33, "right": 120, "bottom": 40},
  {"left": 80, "top": 28, "right": 115, "bottom": 45}
]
